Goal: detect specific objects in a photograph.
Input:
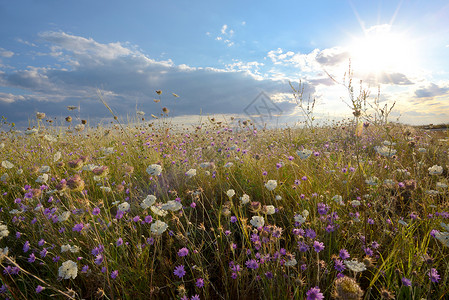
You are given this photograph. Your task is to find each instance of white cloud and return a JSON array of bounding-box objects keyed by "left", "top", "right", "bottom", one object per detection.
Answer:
[
  {"left": 0, "top": 48, "right": 14, "bottom": 58},
  {"left": 221, "top": 24, "right": 228, "bottom": 35}
]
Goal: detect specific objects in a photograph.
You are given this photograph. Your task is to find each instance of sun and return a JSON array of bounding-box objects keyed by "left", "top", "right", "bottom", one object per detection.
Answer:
[{"left": 348, "top": 25, "right": 417, "bottom": 75}]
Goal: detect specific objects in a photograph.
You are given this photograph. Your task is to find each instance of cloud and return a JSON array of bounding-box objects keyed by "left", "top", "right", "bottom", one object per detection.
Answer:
[
  {"left": 414, "top": 83, "right": 449, "bottom": 98},
  {"left": 0, "top": 48, "right": 14, "bottom": 58},
  {"left": 214, "top": 24, "right": 235, "bottom": 47},
  {"left": 363, "top": 72, "right": 413, "bottom": 85},
  {"left": 0, "top": 31, "right": 309, "bottom": 128},
  {"left": 315, "top": 47, "right": 350, "bottom": 66}
]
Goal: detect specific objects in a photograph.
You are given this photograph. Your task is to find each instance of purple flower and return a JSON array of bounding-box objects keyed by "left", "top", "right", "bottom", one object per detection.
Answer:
[
  {"left": 306, "top": 286, "right": 324, "bottom": 300},
  {"left": 132, "top": 215, "right": 141, "bottom": 222},
  {"left": 178, "top": 247, "right": 189, "bottom": 257},
  {"left": 35, "top": 285, "right": 44, "bottom": 293},
  {"left": 94, "top": 254, "right": 104, "bottom": 265},
  {"left": 23, "top": 241, "right": 30, "bottom": 253},
  {"left": 339, "top": 249, "right": 350, "bottom": 260},
  {"left": 16, "top": 232, "right": 21, "bottom": 239},
  {"left": 92, "top": 207, "right": 100, "bottom": 215},
  {"left": 38, "top": 239, "right": 45, "bottom": 247},
  {"left": 313, "top": 240, "right": 325, "bottom": 253},
  {"left": 72, "top": 223, "right": 84, "bottom": 232},
  {"left": 191, "top": 295, "right": 200, "bottom": 300},
  {"left": 402, "top": 277, "right": 411, "bottom": 287},
  {"left": 116, "top": 238, "right": 123, "bottom": 246},
  {"left": 81, "top": 265, "right": 89, "bottom": 273},
  {"left": 245, "top": 259, "right": 259, "bottom": 270},
  {"left": 196, "top": 278, "right": 204, "bottom": 288},
  {"left": 429, "top": 268, "right": 440, "bottom": 283},
  {"left": 174, "top": 265, "right": 186, "bottom": 278},
  {"left": 317, "top": 203, "right": 329, "bottom": 215},
  {"left": 145, "top": 215, "right": 153, "bottom": 223},
  {"left": 28, "top": 253, "right": 36, "bottom": 263},
  {"left": 334, "top": 259, "right": 346, "bottom": 272},
  {"left": 298, "top": 241, "right": 309, "bottom": 252},
  {"left": 111, "top": 270, "right": 118, "bottom": 279},
  {"left": 39, "top": 248, "right": 48, "bottom": 258},
  {"left": 305, "top": 228, "right": 316, "bottom": 239},
  {"left": 230, "top": 216, "right": 237, "bottom": 223}
]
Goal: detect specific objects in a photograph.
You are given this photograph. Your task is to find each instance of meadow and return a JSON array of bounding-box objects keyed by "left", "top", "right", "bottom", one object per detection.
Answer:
[{"left": 0, "top": 95, "right": 448, "bottom": 299}]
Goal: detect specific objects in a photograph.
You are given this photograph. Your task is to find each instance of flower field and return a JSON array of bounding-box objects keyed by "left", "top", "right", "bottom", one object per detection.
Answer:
[{"left": 0, "top": 115, "right": 448, "bottom": 299}]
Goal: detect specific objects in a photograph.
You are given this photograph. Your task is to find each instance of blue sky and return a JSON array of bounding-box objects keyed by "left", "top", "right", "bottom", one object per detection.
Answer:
[{"left": 1, "top": 0, "right": 448, "bottom": 129}]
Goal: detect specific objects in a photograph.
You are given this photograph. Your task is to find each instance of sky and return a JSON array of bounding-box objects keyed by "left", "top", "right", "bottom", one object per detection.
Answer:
[{"left": 1, "top": 0, "right": 449, "bottom": 129}]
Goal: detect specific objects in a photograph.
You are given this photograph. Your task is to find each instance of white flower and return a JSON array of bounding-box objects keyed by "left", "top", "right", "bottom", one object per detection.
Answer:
[
  {"left": 240, "top": 194, "right": 250, "bottom": 205},
  {"left": 39, "top": 165, "right": 50, "bottom": 173},
  {"left": 44, "top": 134, "right": 57, "bottom": 142},
  {"left": 398, "top": 219, "right": 408, "bottom": 226},
  {"left": 224, "top": 162, "right": 234, "bottom": 168},
  {"left": 226, "top": 189, "right": 235, "bottom": 198},
  {"left": 284, "top": 257, "right": 297, "bottom": 267},
  {"left": 417, "top": 148, "right": 427, "bottom": 153},
  {"left": 100, "top": 186, "right": 111, "bottom": 192},
  {"left": 374, "top": 146, "right": 396, "bottom": 157},
  {"left": 70, "top": 245, "right": 80, "bottom": 253},
  {"left": 53, "top": 151, "right": 62, "bottom": 162},
  {"left": 382, "top": 140, "right": 396, "bottom": 146},
  {"left": 436, "top": 182, "right": 448, "bottom": 189},
  {"left": 58, "top": 260, "right": 78, "bottom": 279},
  {"left": 82, "top": 164, "right": 98, "bottom": 171},
  {"left": 58, "top": 211, "right": 71, "bottom": 222},
  {"left": 150, "top": 205, "right": 168, "bottom": 217},
  {"left": 265, "top": 180, "right": 277, "bottom": 191},
  {"left": 161, "top": 200, "right": 183, "bottom": 211},
  {"left": 332, "top": 195, "right": 344, "bottom": 205},
  {"left": 74, "top": 124, "right": 85, "bottom": 132},
  {"left": 101, "top": 147, "right": 115, "bottom": 155},
  {"left": 294, "top": 213, "right": 307, "bottom": 224},
  {"left": 146, "top": 164, "right": 162, "bottom": 176},
  {"left": 150, "top": 220, "right": 168, "bottom": 235},
  {"left": 16, "top": 169, "right": 23, "bottom": 175},
  {"left": 185, "top": 169, "right": 197, "bottom": 178},
  {"left": 141, "top": 195, "right": 157, "bottom": 210},
  {"left": 250, "top": 216, "right": 265, "bottom": 228},
  {"left": 344, "top": 260, "right": 366, "bottom": 273},
  {"left": 275, "top": 195, "right": 282, "bottom": 201},
  {"left": 302, "top": 209, "right": 309, "bottom": 218},
  {"left": 25, "top": 128, "right": 38, "bottom": 135},
  {"left": 426, "top": 189, "right": 439, "bottom": 195},
  {"left": 200, "top": 162, "right": 211, "bottom": 168},
  {"left": 350, "top": 200, "right": 361, "bottom": 207},
  {"left": 440, "top": 222, "right": 449, "bottom": 232},
  {"left": 434, "top": 231, "right": 449, "bottom": 247},
  {"left": 365, "top": 176, "right": 379, "bottom": 186},
  {"left": 265, "top": 205, "right": 276, "bottom": 215},
  {"left": 9, "top": 209, "right": 23, "bottom": 214},
  {"left": 297, "top": 149, "right": 313, "bottom": 159},
  {"left": 61, "top": 244, "right": 71, "bottom": 253},
  {"left": 0, "top": 223, "right": 9, "bottom": 240},
  {"left": 1, "top": 160, "right": 14, "bottom": 169},
  {"left": 118, "top": 202, "right": 130, "bottom": 212},
  {"left": 0, "top": 247, "right": 9, "bottom": 260},
  {"left": 428, "top": 165, "right": 443, "bottom": 175},
  {"left": 137, "top": 110, "right": 145, "bottom": 116},
  {"left": 0, "top": 143, "right": 4, "bottom": 149},
  {"left": 36, "top": 174, "right": 49, "bottom": 184},
  {"left": 0, "top": 173, "right": 8, "bottom": 181}
]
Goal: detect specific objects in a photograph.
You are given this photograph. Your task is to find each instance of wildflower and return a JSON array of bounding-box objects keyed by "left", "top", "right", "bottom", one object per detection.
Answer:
[
  {"left": 428, "top": 268, "right": 440, "bottom": 283},
  {"left": 245, "top": 259, "right": 259, "bottom": 270},
  {"left": 434, "top": 231, "right": 449, "bottom": 247},
  {"left": 264, "top": 205, "right": 275, "bottom": 215},
  {"left": 344, "top": 260, "right": 366, "bottom": 273},
  {"left": 118, "top": 202, "right": 130, "bottom": 212},
  {"left": 35, "top": 285, "right": 44, "bottom": 293},
  {"left": 66, "top": 174, "right": 85, "bottom": 192},
  {"left": 151, "top": 205, "right": 168, "bottom": 217},
  {"left": 401, "top": 277, "right": 411, "bottom": 287},
  {"left": 250, "top": 216, "right": 264, "bottom": 228},
  {"left": 92, "top": 207, "right": 100, "bottom": 215},
  {"left": 146, "top": 164, "right": 162, "bottom": 176},
  {"left": 23, "top": 240, "right": 30, "bottom": 252},
  {"left": 297, "top": 149, "right": 313, "bottom": 159},
  {"left": 226, "top": 189, "right": 235, "bottom": 198},
  {"left": 285, "top": 257, "right": 297, "bottom": 267},
  {"left": 151, "top": 220, "right": 168, "bottom": 235},
  {"left": 224, "top": 162, "right": 234, "bottom": 168},
  {"left": 313, "top": 240, "right": 325, "bottom": 253},
  {"left": 0, "top": 223, "right": 9, "bottom": 240},
  {"left": 1, "top": 160, "right": 14, "bottom": 169},
  {"left": 333, "top": 276, "right": 363, "bottom": 300},
  {"left": 294, "top": 212, "right": 307, "bottom": 224},
  {"left": 36, "top": 112, "right": 46, "bottom": 119},
  {"left": 374, "top": 146, "right": 396, "bottom": 157},
  {"left": 58, "top": 260, "right": 78, "bottom": 279},
  {"left": 306, "top": 286, "right": 324, "bottom": 300},
  {"left": 240, "top": 194, "right": 250, "bottom": 205},
  {"left": 428, "top": 165, "right": 443, "bottom": 175},
  {"left": 161, "top": 200, "right": 183, "bottom": 211},
  {"left": 185, "top": 169, "right": 197, "bottom": 178},
  {"left": 191, "top": 295, "right": 200, "bottom": 300},
  {"left": 317, "top": 202, "right": 329, "bottom": 215},
  {"left": 174, "top": 265, "right": 186, "bottom": 278},
  {"left": 25, "top": 128, "right": 38, "bottom": 135},
  {"left": 58, "top": 211, "right": 71, "bottom": 222},
  {"left": 265, "top": 180, "right": 277, "bottom": 191},
  {"left": 365, "top": 176, "right": 379, "bottom": 186},
  {"left": 178, "top": 247, "right": 189, "bottom": 257},
  {"left": 111, "top": 270, "right": 118, "bottom": 279}
]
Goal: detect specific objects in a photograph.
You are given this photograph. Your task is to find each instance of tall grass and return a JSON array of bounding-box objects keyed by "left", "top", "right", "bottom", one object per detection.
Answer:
[{"left": 0, "top": 89, "right": 448, "bottom": 299}]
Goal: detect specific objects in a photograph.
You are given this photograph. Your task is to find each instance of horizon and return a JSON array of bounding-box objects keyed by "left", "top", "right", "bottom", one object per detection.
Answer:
[{"left": 1, "top": 0, "right": 449, "bottom": 129}]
